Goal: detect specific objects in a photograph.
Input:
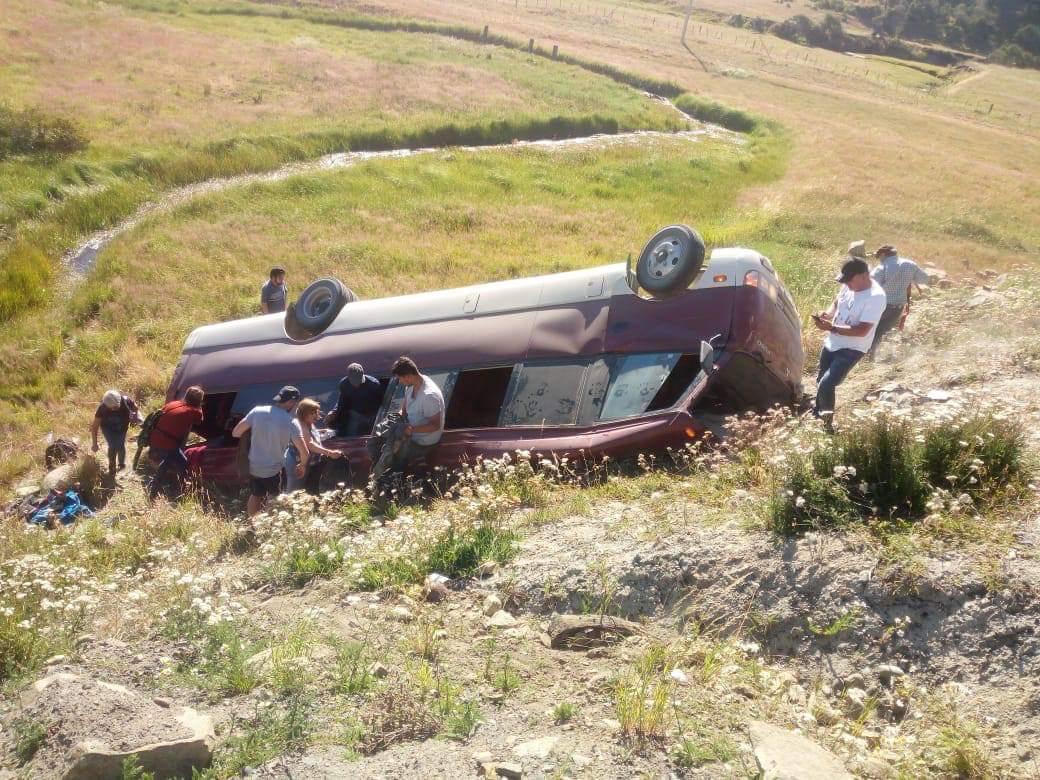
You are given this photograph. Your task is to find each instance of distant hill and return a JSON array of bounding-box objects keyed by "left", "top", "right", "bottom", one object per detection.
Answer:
[{"left": 811, "top": 0, "right": 1040, "bottom": 66}]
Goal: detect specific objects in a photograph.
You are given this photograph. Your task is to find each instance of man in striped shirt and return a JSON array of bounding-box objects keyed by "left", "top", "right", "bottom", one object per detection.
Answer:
[{"left": 869, "top": 245, "right": 931, "bottom": 357}]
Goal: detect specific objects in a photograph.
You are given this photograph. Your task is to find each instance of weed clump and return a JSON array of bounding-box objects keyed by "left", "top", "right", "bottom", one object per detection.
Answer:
[
  {"left": 673, "top": 94, "right": 764, "bottom": 134},
  {"left": 769, "top": 411, "right": 1026, "bottom": 535},
  {"left": 0, "top": 106, "right": 89, "bottom": 159}
]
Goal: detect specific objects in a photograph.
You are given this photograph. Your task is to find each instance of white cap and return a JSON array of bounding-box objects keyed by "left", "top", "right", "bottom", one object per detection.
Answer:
[{"left": 102, "top": 390, "right": 122, "bottom": 409}]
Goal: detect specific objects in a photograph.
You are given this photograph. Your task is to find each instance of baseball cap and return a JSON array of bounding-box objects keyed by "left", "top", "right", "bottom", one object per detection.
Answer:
[
  {"left": 874, "top": 245, "right": 897, "bottom": 258},
  {"left": 273, "top": 385, "right": 301, "bottom": 403},
  {"left": 835, "top": 258, "right": 870, "bottom": 284}
]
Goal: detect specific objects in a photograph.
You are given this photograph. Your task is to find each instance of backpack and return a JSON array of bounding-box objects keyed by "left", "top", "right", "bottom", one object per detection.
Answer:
[{"left": 132, "top": 409, "right": 164, "bottom": 469}]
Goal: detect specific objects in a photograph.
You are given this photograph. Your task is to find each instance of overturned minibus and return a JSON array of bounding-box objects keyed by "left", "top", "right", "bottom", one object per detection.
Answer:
[{"left": 168, "top": 226, "right": 804, "bottom": 484}]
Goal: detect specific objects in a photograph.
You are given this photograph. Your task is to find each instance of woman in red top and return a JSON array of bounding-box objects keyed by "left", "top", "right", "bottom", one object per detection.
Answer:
[{"left": 148, "top": 386, "right": 205, "bottom": 501}]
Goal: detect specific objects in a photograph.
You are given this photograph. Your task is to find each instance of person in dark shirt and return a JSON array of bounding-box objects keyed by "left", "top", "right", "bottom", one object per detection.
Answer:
[
  {"left": 260, "top": 267, "right": 288, "bottom": 315},
  {"left": 91, "top": 389, "right": 142, "bottom": 474},
  {"left": 327, "top": 363, "right": 383, "bottom": 437},
  {"left": 148, "top": 386, "right": 205, "bottom": 501}
]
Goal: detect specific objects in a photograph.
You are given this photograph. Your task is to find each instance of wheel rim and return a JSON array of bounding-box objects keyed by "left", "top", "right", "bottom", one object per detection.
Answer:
[{"left": 646, "top": 235, "right": 686, "bottom": 279}]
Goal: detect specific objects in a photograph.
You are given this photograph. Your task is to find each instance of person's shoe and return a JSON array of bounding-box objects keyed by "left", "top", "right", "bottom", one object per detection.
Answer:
[{"left": 117, "top": 462, "right": 125, "bottom": 471}]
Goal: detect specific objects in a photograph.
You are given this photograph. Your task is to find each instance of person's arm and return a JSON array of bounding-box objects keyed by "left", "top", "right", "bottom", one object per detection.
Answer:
[
  {"left": 818, "top": 320, "right": 876, "bottom": 337},
  {"left": 292, "top": 432, "right": 310, "bottom": 474},
  {"left": 126, "top": 397, "right": 143, "bottom": 426},
  {"left": 407, "top": 411, "right": 442, "bottom": 435},
  {"left": 232, "top": 416, "right": 252, "bottom": 438},
  {"left": 90, "top": 416, "right": 101, "bottom": 452},
  {"left": 260, "top": 284, "right": 270, "bottom": 315}
]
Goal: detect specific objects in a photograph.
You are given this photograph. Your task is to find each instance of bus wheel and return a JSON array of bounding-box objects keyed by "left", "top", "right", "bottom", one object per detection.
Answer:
[
  {"left": 636, "top": 225, "right": 705, "bottom": 299},
  {"left": 293, "top": 277, "right": 356, "bottom": 334}
]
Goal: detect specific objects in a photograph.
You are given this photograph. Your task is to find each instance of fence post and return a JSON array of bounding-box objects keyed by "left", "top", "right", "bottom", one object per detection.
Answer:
[
  {"left": 528, "top": 37, "right": 534, "bottom": 53},
  {"left": 482, "top": 24, "right": 489, "bottom": 39},
  {"left": 552, "top": 44, "right": 559, "bottom": 59}
]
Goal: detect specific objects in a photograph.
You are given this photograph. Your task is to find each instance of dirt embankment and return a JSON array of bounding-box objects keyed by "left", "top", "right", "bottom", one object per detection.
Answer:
[{"left": 2, "top": 274, "right": 1038, "bottom": 780}]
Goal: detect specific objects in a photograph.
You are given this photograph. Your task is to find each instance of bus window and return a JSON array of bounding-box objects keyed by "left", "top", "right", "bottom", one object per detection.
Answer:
[
  {"left": 600, "top": 353, "right": 681, "bottom": 421},
  {"left": 501, "top": 361, "right": 588, "bottom": 427},
  {"left": 446, "top": 366, "right": 515, "bottom": 430}
]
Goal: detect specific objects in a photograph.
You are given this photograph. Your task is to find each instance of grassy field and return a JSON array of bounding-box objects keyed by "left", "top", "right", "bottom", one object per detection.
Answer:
[{"left": 0, "top": 0, "right": 683, "bottom": 322}]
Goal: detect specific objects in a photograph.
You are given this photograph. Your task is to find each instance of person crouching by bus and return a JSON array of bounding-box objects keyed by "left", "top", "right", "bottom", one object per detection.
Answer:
[
  {"left": 148, "top": 386, "right": 205, "bottom": 501},
  {"left": 285, "top": 398, "right": 344, "bottom": 494},
  {"left": 233, "top": 385, "right": 303, "bottom": 517},
  {"left": 391, "top": 356, "right": 444, "bottom": 473},
  {"left": 91, "top": 389, "right": 142, "bottom": 475}
]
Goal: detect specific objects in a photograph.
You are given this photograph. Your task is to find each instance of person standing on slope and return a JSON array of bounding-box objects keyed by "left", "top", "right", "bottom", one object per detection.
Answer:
[
  {"left": 869, "top": 245, "right": 930, "bottom": 358},
  {"left": 811, "top": 257, "right": 887, "bottom": 430}
]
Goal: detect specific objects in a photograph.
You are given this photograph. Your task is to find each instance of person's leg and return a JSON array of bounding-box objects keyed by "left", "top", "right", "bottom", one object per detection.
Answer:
[
  {"left": 148, "top": 448, "right": 173, "bottom": 499},
  {"left": 814, "top": 348, "right": 836, "bottom": 417},
  {"left": 869, "top": 306, "right": 902, "bottom": 357},
  {"left": 102, "top": 428, "right": 120, "bottom": 473},
  {"left": 815, "top": 349, "right": 864, "bottom": 423},
  {"left": 393, "top": 440, "right": 433, "bottom": 474}
]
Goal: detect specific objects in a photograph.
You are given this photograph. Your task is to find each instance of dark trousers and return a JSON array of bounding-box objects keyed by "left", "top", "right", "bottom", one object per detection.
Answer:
[
  {"left": 101, "top": 427, "right": 127, "bottom": 470},
  {"left": 815, "top": 348, "right": 864, "bottom": 418},
  {"left": 869, "top": 305, "right": 905, "bottom": 356},
  {"left": 390, "top": 440, "right": 435, "bottom": 473},
  {"left": 149, "top": 447, "right": 188, "bottom": 499},
  {"left": 340, "top": 410, "right": 375, "bottom": 438}
]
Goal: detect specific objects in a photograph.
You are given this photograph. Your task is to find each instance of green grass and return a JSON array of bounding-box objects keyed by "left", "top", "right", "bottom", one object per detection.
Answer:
[
  {"left": 359, "top": 521, "right": 519, "bottom": 590},
  {"left": 0, "top": 0, "right": 685, "bottom": 326},
  {"left": 200, "top": 695, "right": 313, "bottom": 778}
]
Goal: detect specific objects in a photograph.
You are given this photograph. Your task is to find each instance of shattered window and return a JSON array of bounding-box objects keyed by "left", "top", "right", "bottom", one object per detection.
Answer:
[
  {"left": 600, "top": 353, "right": 681, "bottom": 421},
  {"left": 501, "top": 361, "right": 588, "bottom": 427}
]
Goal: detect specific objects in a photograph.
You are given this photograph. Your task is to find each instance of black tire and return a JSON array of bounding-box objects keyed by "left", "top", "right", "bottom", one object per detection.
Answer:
[
  {"left": 635, "top": 225, "right": 706, "bottom": 298},
  {"left": 293, "top": 278, "right": 356, "bottom": 333}
]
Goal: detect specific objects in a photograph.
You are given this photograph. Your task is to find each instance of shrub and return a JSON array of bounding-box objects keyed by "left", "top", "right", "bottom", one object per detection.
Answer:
[
  {"left": 0, "top": 106, "right": 88, "bottom": 159},
  {"left": 769, "top": 412, "right": 1027, "bottom": 535},
  {"left": 920, "top": 414, "right": 1025, "bottom": 500}
]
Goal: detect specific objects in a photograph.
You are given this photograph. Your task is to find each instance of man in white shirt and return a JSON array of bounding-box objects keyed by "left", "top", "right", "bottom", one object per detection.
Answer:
[
  {"left": 811, "top": 258, "right": 887, "bottom": 429},
  {"left": 390, "top": 356, "right": 444, "bottom": 472}
]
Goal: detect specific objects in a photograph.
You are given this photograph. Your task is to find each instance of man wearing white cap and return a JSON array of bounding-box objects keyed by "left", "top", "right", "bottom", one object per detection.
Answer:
[{"left": 91, "top": 389, "right": 142, "bottom": 474}]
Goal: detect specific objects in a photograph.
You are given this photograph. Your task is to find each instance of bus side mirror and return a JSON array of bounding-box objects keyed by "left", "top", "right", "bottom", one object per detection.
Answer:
[{"left": 700, "top": 340, "right": 715, "bottom": 374}]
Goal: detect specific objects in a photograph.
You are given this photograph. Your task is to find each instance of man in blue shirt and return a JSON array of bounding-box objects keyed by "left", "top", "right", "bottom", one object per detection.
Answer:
[
  {"left": 869, "top": 245, "right": 931, "bottom": 357},
  {"left": 327, "top": 363, "right": 384, "bottom": 437},
  {"left": 232, "top": 386, "right": 305, "bottom": 517}
]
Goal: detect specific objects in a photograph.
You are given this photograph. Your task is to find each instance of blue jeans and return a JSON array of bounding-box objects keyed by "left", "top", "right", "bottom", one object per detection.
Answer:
[
  {"left": 101, "top": 426, "right": 127, "bottom": 470},
  {"left": 815, "top": 348, "right": 864, "bottom": 417},
  {"left": 284, "top": 447, "right": 306, "bottom": 493}
]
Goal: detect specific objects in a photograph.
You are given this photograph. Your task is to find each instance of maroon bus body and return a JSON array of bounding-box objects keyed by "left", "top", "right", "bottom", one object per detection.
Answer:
[{"left": 173, "top": 270, "right": 803, "bottom": 485}]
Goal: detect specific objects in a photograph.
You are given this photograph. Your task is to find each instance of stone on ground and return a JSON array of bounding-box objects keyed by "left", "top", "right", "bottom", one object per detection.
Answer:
[
  {"left": 18, "top": 672, "right": 213, "bottom": 779},
  {"left": 513, "top": 735, "right": 560, "bottom": 759},
  {"left": 749, "top": 720, "right": 853, "bottom": 780}
]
